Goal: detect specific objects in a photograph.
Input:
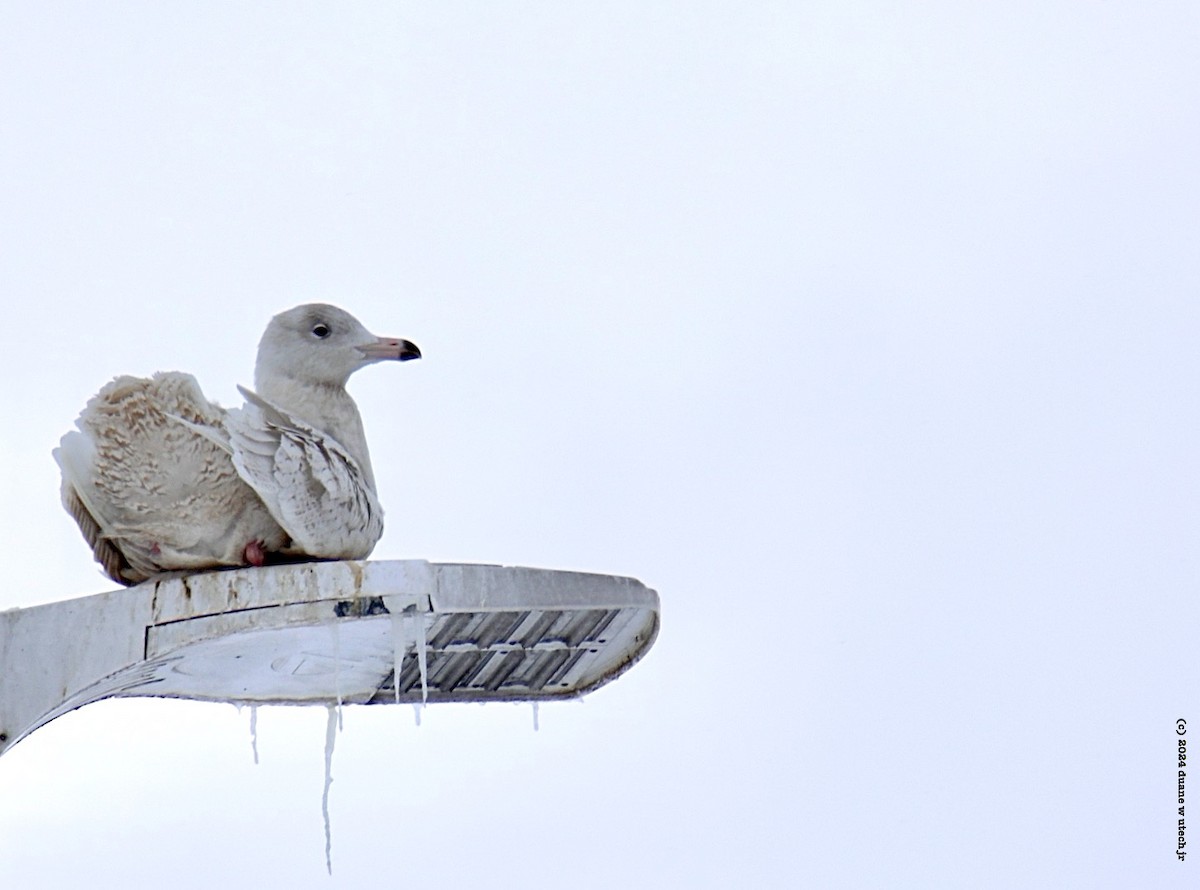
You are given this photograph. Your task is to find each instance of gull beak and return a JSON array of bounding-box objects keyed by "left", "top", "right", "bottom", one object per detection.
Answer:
[{"left": 358, "top": 337, "right": 422, "bottom": 362}]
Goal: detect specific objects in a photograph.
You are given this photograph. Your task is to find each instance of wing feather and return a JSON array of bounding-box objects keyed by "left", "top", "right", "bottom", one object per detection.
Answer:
[{"left": 225, "top": 388, "right": 384, "bottom": 557}]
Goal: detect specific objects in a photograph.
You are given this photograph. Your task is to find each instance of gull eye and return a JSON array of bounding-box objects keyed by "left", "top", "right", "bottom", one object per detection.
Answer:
[{"left": 311, "top": 323, "right": 331, "bottom": 339}]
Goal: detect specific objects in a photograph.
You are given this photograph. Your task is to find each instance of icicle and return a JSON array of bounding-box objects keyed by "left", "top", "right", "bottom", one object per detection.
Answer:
[
  {"left": 403, "top": 605, "right": 429, "bottom": 725},
  {"left": 390, "top": 605, "right": 404, "bottom": 705},
  {"left": 331, "top": 619, "right": 344, "bottom": 730},
  {"left": 405, "top": 606, "right": 428, "bottom": 703},
  {"left": 322, "top": 704, "right": 338, "bottom": 875},
  {"left": 382, "top": 596, "right": 430, "bottom": 724},
  {"left": 414, "top": 608, "right": 429, "bottom": 704},
  {"left": 531, "top": 701, "right": 540, "bottom": 732},
  {"left": 250, "top": 705, "right": 259, "bottom": 765}
]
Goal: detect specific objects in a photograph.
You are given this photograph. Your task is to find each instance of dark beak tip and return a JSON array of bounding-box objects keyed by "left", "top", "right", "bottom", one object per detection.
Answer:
[{"left": 400, "top": 341, "right": 422, "bottom": 361}]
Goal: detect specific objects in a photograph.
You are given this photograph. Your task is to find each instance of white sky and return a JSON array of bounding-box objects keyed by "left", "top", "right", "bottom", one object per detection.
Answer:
[{"left": 1, "top": 2, "right": 1198, "bottom": 887}]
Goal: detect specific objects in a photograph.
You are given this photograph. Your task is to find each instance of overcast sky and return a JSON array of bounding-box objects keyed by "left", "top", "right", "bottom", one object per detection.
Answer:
[{"left": 1, "top": 2, "right": 1198, "bottom": 887}]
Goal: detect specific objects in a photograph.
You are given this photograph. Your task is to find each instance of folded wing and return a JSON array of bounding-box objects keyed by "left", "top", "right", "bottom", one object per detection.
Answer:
[{"left": 225, "top": 386, "right": 384, "bottom": 559}]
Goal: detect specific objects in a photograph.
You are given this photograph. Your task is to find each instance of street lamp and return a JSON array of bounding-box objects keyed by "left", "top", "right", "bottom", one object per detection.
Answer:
[{"left": 0, "top": 560, "right": 660, "bottom": 756}]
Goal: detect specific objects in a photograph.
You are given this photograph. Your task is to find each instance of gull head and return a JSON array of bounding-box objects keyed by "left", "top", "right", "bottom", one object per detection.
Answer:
[{"left": 255, "top": 303, "right": 421, "bottom": 390}]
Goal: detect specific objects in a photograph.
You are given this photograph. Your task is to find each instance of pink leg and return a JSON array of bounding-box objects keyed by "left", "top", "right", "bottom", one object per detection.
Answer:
[{"left": 244, "top": 540, "right": 267, "bottom": 567}]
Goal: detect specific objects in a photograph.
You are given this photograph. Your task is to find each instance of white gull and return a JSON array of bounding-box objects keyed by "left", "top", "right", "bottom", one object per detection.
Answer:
[{"left": 55, "top": 303, "right": 421, "bottom": 585}]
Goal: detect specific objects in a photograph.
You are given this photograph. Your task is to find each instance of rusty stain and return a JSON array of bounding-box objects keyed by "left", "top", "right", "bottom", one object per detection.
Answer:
[{"left": 348, "top": 560, "right": 364, "bottom": 593}]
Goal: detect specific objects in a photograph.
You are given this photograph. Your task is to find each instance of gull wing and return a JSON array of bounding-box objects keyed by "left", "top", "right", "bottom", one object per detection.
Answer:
[{"left": 225, "top": 386, "right": 384, "bottom": 558}]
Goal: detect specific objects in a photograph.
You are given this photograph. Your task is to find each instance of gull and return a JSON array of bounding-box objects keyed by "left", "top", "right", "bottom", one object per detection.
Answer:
[{"left": 55, "top": 304, "right": 420, "bottom": 585}]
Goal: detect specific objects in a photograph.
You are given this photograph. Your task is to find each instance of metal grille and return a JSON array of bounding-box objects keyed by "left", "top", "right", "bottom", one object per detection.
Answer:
[{"left": 371, "top": 607, "right": 640, "bottom": 702}]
